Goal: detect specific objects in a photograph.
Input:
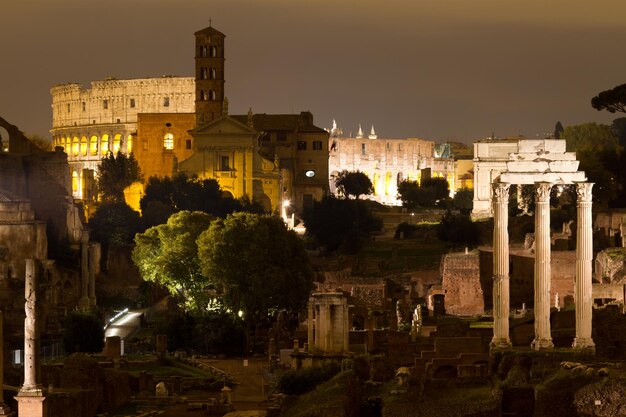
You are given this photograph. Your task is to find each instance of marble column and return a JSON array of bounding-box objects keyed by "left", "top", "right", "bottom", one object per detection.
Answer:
[
  {"left": 490, "top": 182, "right": 512, "bottom": 349},
  {"left": 531, "top": 182, "right": 554, "bottom": 350},
  {"left": 79, "top": 231, "right": 90, "bottom": 309},
  {"left": 573, "top": 182, "right": 595, "bottom": 351},
  {"left": 16, "top": 260, "right": 46, "bottom": 417}
]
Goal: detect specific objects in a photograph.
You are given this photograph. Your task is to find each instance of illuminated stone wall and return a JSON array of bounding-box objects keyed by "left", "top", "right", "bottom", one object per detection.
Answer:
[
  {"left": 50, "top": 77, "right": 194, "bottom": 199},
  {"left": 328, "top": 135, "right": 454, "bottom": 205}
]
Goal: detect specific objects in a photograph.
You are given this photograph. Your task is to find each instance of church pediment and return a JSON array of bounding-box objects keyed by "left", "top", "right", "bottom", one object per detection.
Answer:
[{"left": 190, "top": 115, "right": 257, "bottom": 136}]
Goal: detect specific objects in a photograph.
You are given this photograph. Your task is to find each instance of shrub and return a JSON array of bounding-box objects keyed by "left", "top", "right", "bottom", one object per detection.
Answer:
[
  {"left": 63, "top": 311, "right": 105, "bottom": 354},
  {"left": 277, "top": 362, "right": 341, "bottom": 395}
]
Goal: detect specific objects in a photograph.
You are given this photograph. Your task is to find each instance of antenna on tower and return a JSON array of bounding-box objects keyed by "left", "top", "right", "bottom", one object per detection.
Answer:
[{"left": 209, "top": 18, "right": 212, "bottom": 27}]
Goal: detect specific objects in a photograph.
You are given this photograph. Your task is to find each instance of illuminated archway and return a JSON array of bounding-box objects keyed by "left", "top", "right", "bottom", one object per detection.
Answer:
[
  {"left": 80, "top": 136, "right": 87, "bottom": 156},
  {"left": 89, "top": 136, "right": 98, "bottom": 155},
  {"left": 126, "top": 134, "right": 133, "bottom": 153},
  {"left": 72, "top": 171, "right": 79, "bottom": 193},
  {"left": 101, "top": 134, "right": 109, "bottom": 155},
  {"left": 72, "top": 137, "right": 79, "bottom": 156},
  {"left": 385, "top": 172, "right": 394, "bottom": 196},
  {"left": 372, "top": 173, "right": 380, "bottom": 196},
  {"left": 113, "top": 134, "right": 121, "bottom": 153},
  {"left": 65, "top": 137, "right": 71, "bottom": 152}
]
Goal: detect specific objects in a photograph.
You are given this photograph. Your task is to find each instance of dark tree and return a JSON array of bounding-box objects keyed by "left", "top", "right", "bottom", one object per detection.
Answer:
[
  {"left": 63, "top": 311, "right": 105, "bottom": 354},
  {"left": 335, "top": 170, "right": 374, "bottom": 199},
  {"left": 398, "top": 177, "right": 450, "bottom": 208},
  {"left": 89, "top": 201, "right": 141, "bottom": 247},
  {"left": 301, "top": 196, "right": 382, "bottom": 253},
  {"left": 140, "top": 173, "right": 259, "bottom": 227},
  {"left": 453, "top": 188, "right": 473, "bottom": 214},
  {"left": 97, "top": 151, "right": 142, "bottom": 202},
  {"left": 436, "top": 211, "right": 480, "bottom": 246},
  {"left": 592, "top": 83, "right": 626, "bottom": 114},
  {"left": 611, "top": 117, "right": 626, "bottom": 146},
  {"left": 554, "top": 121, "right": 564, "bottom": 139}
]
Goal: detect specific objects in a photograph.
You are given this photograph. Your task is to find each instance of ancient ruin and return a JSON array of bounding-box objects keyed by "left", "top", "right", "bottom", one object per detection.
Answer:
[{"left": 489, "top": 139, "right": 595, "bottom": 351}]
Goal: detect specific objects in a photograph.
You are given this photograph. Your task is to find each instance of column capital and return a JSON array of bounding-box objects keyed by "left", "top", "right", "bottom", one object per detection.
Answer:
[
  {"left": 575, "top": 182, "right": 594, "bottom": 203},
  {"left": 492, "top": 182, "right": 510, "bottom": 202},
  {"left": 535, "top": 182, "right": 552, "bottom": 203}
]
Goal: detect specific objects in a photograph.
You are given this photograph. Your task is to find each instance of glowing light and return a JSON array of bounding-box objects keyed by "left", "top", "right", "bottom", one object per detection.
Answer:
[
  {"left": 238, "top": 310, "right": 244, "bottom": 318},
  {"left": 283, "top": 199, "right": 290, "bottom": 207},
  {"left": 305, "top": 170, "right": 316, "bottom": 178}
]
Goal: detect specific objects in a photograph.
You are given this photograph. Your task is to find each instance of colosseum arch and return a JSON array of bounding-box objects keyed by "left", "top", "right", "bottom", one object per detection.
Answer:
[
  {"left": 80, "top": 136, "right": 87, "bottom": 156},
  {"left": 89, "top": 136, "right": 98, "bottom": 155},
  {"left": 72, "top": 137, "right": 79, "bottom": 156},
  {"left": 101, "top": 134, "right": 109, "bottom": 155}
]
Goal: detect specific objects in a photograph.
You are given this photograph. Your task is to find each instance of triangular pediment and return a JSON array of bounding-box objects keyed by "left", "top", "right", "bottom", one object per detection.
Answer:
[{"left": 190, "top": 115, "right": 257, "bottom": 136}]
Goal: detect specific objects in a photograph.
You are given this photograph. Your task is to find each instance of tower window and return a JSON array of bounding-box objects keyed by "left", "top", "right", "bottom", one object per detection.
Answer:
[
  {"left": 209, "top": 90, "right": 216, "bottom": 101},
  {"left": 200, "top": 46, "right": 208, "bottom": 57},
  {"left": 201, "top": 68, "right": 208, "bottom": 80},
  {"left": 163, "top": 97, "right": 170, "bottom": 107},
  {"left": 130, "top": 98, "right": 136, "bottom": 108},
  {"left": 210, "top": 68, "right": 217, "bottom": 79},
  {"left": 313, "top": 141, "right": 323, "bottom": 150},
  {"left": 201, "top": 90, "right": 208, "bottom": 101},
  {"left": 361, "top": 143, "right": 366, "bottom": 155},
  {"left": 220, "top": 156, "right": 230, "bottom": 171},
  {"left": 103, "top": 100, "right": 108, "bottom": 109},
  {"left": 210, "top": 45, "right": 217, "bottom": 57},
  {"left": 297, "top": 141, "right": 307, "bottom": 151},
  {"left": 164, "top": 133, "right": 174, "bottom": 150}
]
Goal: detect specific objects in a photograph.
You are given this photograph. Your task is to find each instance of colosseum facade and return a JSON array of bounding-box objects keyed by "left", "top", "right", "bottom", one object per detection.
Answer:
[{"left": 50, "top": 76, "right": 194, "bottom": 198}]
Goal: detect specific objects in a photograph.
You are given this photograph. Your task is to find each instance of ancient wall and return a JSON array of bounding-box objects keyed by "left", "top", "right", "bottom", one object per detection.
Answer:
[
  {"left": 441, "top": 251, "right": 483, "bottom": 316},
  {"left": 328, "top": 135, "right": 454, "bottom": 205}
]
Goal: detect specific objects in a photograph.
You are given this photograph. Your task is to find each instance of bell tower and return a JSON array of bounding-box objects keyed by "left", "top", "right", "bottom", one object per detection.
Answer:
[{"left": 194, "top": 24, "right": 225, "bottom": 126}]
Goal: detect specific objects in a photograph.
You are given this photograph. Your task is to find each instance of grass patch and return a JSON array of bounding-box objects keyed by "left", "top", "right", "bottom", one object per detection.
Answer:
[
  {"left": 124, "top": 359, "right": 217, "bottom": 378},
  {"left": 280, "top": 371, "right": 354, "bottom": 417}
]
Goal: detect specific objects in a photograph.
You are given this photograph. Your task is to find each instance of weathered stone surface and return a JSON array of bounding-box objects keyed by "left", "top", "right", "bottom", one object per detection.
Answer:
[
  {"left": 59, "top": 354, "right": 105, "bottom": 416},
  {"left": 595, "top": 248, "right": 626, "bottom": 284},
  {"left": 441, "top": 251, "right": 483, "bottom": 316},
  {"left": 574, "top": 378, "right": 626, "bottom": 416}
]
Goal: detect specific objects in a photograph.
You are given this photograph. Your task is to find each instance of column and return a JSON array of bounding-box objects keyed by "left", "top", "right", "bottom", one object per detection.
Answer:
[
  {"left": 88, "top": 244, "right": 97, "bottom": 306},
  {"left": 490, "top": 182, "right": 512, "bottom": 349},
  {"left": 79, "top": 231, "right": 90, "bottom": 309},
  {"left": 16, "top": 260, "right": 46, "bottom": 417},
  {"left": 307, "top": 300, "right": 314, "bottom": 350},
  {"left": 573, "top": 182, "right": 595, "bottom": 351},
  {"left": 343, "top": 303, "right": 349, "bottom": 352},
  {"left": 531, "top": 182, "right": 554, "bottom": 350}
]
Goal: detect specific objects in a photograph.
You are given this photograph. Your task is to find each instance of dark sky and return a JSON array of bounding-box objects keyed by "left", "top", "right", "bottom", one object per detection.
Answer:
[{"left": 1, "top": 0, "right": 625, "bottom": 143}]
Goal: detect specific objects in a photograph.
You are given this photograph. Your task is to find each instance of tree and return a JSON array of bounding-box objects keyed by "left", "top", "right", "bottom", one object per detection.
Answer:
[
  {"left": 335, "top": 170, "right": 374, "bottom": 199},
  {"left": 452, "top": 188, "right": 473, "bottom": 214},
  {"left": 611, "top": 117, "right": 626, "bottom": 146},
  {"left": 140, "top": 173, "right": 260, "bottom": 227},
  {"left": 562, "top": 123, "right": 619, "bottom": 152},
  {"left": 132, "top": 211, "right": 214, "bottom": 310},
  {"left": 197, "top": 213, "right": 314, "bottom": 349},
  {"left": 89, "top": 201, "right": 141, "bottom": 247},
  {"left": 26, "top": 134, "right": 51, "bottom": 151},
  {"left": 301, "top": 196, "right": 383, "bottom": 253},
  {"left": 63, "top": 311, "right": 105, "bottom": 354},
  {"left": 397, "top": 177, "right": 450, "bottom": 208},
  {"left": 97, "top": 151, "right": 142, "bottom": 202},
  {"left": 592, "top": 83, "right": 626, "bottom": 114},
  {"left": 436, "top": 211, "right": 480, "bottom": 247}
]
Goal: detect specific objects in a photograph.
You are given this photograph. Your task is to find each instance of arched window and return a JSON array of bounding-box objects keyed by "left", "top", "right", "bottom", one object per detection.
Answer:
[
  {"left": 80, "top": 136, "right": 87, "bottom": 156},
  {"left": 210, "top": 68, "right": 216, "bottom": 79},
  {"left": 209, "top": 90, "right": 216, "bottom": 101},
  {"left": 72, "top": 136, "right": 79, "bottom": 156},
  {"left": 126, "top": 134, "right": 132, "bottom": 153},
  {"left": 89, "top": 136, "right": 98, "bottom": 155},
  {"left": 65, "top": 137, "right": 71, "bottom": 152},
  {"left": 113, "top": 134, "right": 121, "bottom": 153},
  {"left": 210, "top": 45, "right": 217, "bottom": 57},
  {"left": 201, "top": 90, "right": 208, "bottom": 101},
  {"left": 201, "top": 68, "right": 208, "bottom": 79},
  {"left": 164, "top": 133, "right": 174, "bottom": 150},
  {"left": 72, "top": 171, "right": 79, "bottom": 193},
  {"left": 200, "top": 45, "right": 208, "bottom": 57},
  {"left": 101, "top": 134, "right": 109, "bottom": 155}
]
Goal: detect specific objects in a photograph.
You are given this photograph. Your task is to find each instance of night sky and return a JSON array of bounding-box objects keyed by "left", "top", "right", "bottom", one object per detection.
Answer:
[{"left": 1, "top": 0, "right": 625, "bottom": 143}]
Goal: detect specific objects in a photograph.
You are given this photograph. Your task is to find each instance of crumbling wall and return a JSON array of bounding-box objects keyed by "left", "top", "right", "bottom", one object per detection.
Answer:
[{"left": 441, "top": 251, "right": 483, "bottom": 316}]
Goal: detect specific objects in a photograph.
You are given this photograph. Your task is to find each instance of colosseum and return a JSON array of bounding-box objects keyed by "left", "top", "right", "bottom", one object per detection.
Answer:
[{"left": 50, "top": 76, "right": 194, "bottom": 199}]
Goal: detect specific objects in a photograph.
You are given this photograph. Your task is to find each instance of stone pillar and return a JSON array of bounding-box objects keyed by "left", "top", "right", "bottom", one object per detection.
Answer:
[
  {"left": 88, "top": 243, "right": 97, "bottom": 307},
  {"left": 314, "top": 305, "right": 321, "bottom": 350},
  {"left": 343, "top": 303, "right": 349, "bottom": 352},
  {"left": 79, "top": 231, "right": 90, "bottom": 309},
  {"left": 573, "top": 182, "right": 595, "bottom": 351},
  {"left": 16, "top": 259, "right": 46, "bottom": 417},
  {"left": 307, "top": 301, "right": 314, "bottom": 349},
  {"left": 491, "top": 182, "right": 512, "bottom": 349},
  {"left": 531, "top": 182, "right": 554, "bottom": 350}
]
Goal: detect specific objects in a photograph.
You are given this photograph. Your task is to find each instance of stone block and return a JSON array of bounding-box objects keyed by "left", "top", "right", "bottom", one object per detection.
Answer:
[{"left": 104, "top": 336, "right": 122, "bottom": 359}]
